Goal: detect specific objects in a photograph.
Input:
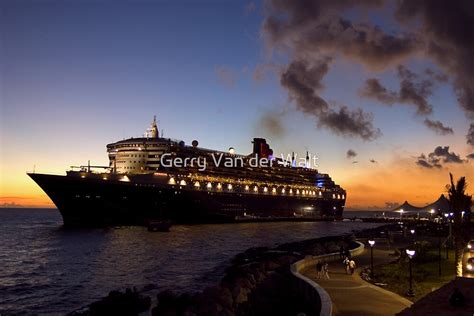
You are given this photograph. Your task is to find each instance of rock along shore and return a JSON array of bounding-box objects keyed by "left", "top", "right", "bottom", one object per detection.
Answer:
[{"left": 70, "top": 224, "right": 394, "bottom": 316}]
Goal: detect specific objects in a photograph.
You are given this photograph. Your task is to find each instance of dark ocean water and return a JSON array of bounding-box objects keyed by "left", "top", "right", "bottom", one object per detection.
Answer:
[{"left": 0, "top": 208, "right": 382, "bottom": 316}]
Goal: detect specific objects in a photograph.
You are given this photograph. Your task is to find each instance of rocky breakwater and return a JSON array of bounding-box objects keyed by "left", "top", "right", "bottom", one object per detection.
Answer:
[{"left": 151, "top": 234, "right": 358, "bottom": 316}]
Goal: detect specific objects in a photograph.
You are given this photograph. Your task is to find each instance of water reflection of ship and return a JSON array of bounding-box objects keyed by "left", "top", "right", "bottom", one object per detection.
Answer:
[{"left": 28, "top": 117, "right": 346, "bottom": 227}]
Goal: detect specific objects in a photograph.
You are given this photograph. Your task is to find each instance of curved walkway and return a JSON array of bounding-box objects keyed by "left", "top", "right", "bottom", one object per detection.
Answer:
[{"left": 301, "top": 243, "right": 413, "bottom": 316}]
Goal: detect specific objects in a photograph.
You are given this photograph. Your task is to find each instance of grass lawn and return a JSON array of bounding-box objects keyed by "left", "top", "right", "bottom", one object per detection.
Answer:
[{"left": 372, "top": 249, "right": 457, "bottom": 302}]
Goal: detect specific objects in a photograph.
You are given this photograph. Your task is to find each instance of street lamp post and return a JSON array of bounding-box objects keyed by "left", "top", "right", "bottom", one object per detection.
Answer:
[
  {"left": 438, "top": 222, "right": 442, "bottom": 276},
  {"left": 406, "top": 249, "right": 416, "bottom": 297},
  {"left": 400, "top": 209, "right": 404, "bottom": 222},
  {"left": 368, "top": 239, "right": 375, "bottom": 279}
]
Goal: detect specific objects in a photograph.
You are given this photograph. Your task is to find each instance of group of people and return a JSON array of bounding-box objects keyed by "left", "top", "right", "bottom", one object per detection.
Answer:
[
  {"left": 340, "top": 245, "right": 356, "bottom": 274},
  {"left": 315, "top": 245, "right": 357, "bottom": 279},
  {"left": 315, "top": 261, "right": 330, "bottom": 279}
]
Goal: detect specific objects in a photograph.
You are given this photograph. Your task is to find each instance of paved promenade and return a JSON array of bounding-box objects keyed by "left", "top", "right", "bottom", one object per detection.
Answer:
[{"left": 302, "top": 243, "right": 413, "bottom": 316}]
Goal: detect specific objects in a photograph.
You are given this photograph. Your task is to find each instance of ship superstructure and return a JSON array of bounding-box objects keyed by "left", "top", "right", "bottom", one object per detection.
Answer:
[{"left": 29, "top": 117, "right": 346, "bottom": 226}]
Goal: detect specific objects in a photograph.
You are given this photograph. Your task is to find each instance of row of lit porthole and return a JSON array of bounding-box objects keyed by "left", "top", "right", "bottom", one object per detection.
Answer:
[{"left": 168, "top": 178, "right": 345, "bottom": 199}]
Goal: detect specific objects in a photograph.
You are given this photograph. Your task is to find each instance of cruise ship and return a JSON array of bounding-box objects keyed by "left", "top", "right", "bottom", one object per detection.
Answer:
[{"left": 28, "top": 117, "right": 346, "bottom": 227}]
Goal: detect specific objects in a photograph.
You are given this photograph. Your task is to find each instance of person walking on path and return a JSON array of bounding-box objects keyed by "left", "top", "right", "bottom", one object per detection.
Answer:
[
  {"left": 343, "top": 256, "right": 350, "bottom": 274},
  {"left": 316, "top": 261, "right": 323, "bottom": 279},
  {"left": 323, "top": 262, "right": 330, "bottom": 279},
  {"left": 349, "top": 259, "right": 356, "bottom": 275}
]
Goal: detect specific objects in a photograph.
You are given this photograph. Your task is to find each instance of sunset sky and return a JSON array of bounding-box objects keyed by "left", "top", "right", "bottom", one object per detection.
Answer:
[{"left": 1, "top": 0, "right": 474, "bottom": 209}]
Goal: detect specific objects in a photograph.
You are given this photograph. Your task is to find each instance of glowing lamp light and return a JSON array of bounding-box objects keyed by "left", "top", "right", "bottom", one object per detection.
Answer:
[
  {"left": 254, "top": 186, "right": 258, "bottom": 192},
  {"left": 444, "top": 213, "right": 449, "bottom": 218},
  {"left": 406, "top": 249, "right": 416, "bottom": 258},
  {"left": 245, "top": 185, "right": 249, "bottom": 191},
  {"left": 368, "top": 240, "right": 375, "bottom": 247},
  {"left": 302, "top": 190, "right": 306, "bottom": 195},
  {"left": 179, "top": 180, "right": 187, "bottom": 186},
  {"left": 228, "top": 147, "right": 236, "bottom": 155},
  {"left": 217, "top": 183, "right": 222, "bottom": 190},
  {"left": 168, "top": 178, "right": 176, "bottom": 185},
  {"left": 282, "top": 188, "right": 286, "bottom": 194},
  {"left": 468, "top": 244, "right": 472, "bottom": 249},
  {"left": 289, "top": 189, "right": 293, "bottom": 194},
  {"left": 430, "top": 209, "right": 435, "bottom": 214},
  {"left": 467, "top": 264, "right": 473, "bottom": 270},
  {"left": 332, "top": 194, "right": 336, "bottom": 199},
  {"left": 103, "top": 177, "right": 107, "bottom": 180},
  {"left": 319, "top": 191, "right": 322, "bottom": 196},
  {"left": 227, "top": 184, "right": 232, "bottom": 190},
  {"left": 296, "top": 189, "right": 300, "bottom": 194},
  {"left": 120, "top": 176, "right": 130, "bottom": 182},
  {"left": 410, "top": 229, "right": 415, "bottom": 234},
  {"left": 207, "top": 182, "right": 212, "bottom": 189},
  {"left": 194, "top": 181, "right": 200, "bottom": 188},
  {"left": 272, "top": 187, "right": 276, "bottom": 193},
  {"left": 263, "top": 187, "right": 268, "bottom": 193}
]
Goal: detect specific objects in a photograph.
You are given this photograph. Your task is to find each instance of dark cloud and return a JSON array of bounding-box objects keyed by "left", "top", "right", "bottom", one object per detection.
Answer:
[
  {"left": 395, "top": 1, "right": 474, "bottom": 143},
  {"left": 352, "top": 161, "right": 359, "bottom": 164},
  {"left": 467, "top": 124, "right": 474, "bottom": 146},
  {"left": 467, "top": 153, "right": 474, "bottom": 160},
  {"left": 360, "top": 66, "right": 435, "bottom": 116},
  {"left": 318, "top": 106, "right": 381, "bottom": 140},
  {"left": 280, "top": 59, "right": 381, "bottom": 140},
  {"left": 416, "top": 153, "right": 442, "bottom": 169},
  {"left": 262, "top": 0, "right": 474, "bottom": 144},
  {"left": 369, "top": 159, "right": 377, "bottom": 163},
  {"left": 416, "top": 146, "right": 464, "bottom": 168},
  {"left": 257, "top": 110, "right": 286, "bottom": 137},
  {"left": 424, "top": 68, "right": 449, "bottom": 83},
  {"left": 280, "top": 59, "right": 331, "bottom": 115},
  {"left": 429, "top": 146, "right": 463, "bottom": 164},
  {"left": 346, "top": 149, "right": 357, "bottom": 159},
  {"left": 397, "top": 65, "right": 434, "bottom": 116},
  {"left": 423, "top": 119, "right": 454, "bottom": 135},
  {"left": 359, "top": 78, "right": 398, "bottom": 105}
]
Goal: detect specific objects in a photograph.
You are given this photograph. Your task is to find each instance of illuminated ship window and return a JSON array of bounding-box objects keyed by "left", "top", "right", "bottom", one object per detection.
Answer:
[
  {"left": 179, "top": 180, "right": 187, "bottom": 186},
  {"left": 332, "top": 194, "right": 336, "bottom": 199},
  {"left": 337, "top": 194, "right": 340, "bottom": 199},
  {"left": 282, "top": 188, "right": 286, "bottom": 194},
  {"left": 245, "top": 185, "right": 249, "bottom": 191},
  {"left": 207, "top": 182, "right": 212, "bottom": 189},
  {"left": 263, "top": 187, "right": 268, "bottom": 193},
  {"left": 296, "top": 189, "right": 300, "bottom": 194},
  {"left": 272, "top": 188, "right": 276, "bottom": 194},
  {"left": 227, "top": 184, "right": 233, "bottom": 190},
  {"left": 289, "top": 189, "right": 293, "bottom": 194},
  {"left": 217, "top": 183, "right": 222, "bottom": 190},
  {"left": 168, "top": 177, "right": 176, "bottom": 185},
  {"left": 342, "top": 194, "right": 345, "bottom": 199},
  {"left": 81, "top": 175, "right": 85, "bottom": 178},
  {"left": 302, "top": 190, "right": 305, "bottom": 195},
  {"left": 253, "top": 186, "right": 258, "bottom": 192},
  {"left": 194, "top": 181, "right": 200, "bottom": 188},
  {"left": 319, "top": 191, "right": 322, "bottom": 196}
]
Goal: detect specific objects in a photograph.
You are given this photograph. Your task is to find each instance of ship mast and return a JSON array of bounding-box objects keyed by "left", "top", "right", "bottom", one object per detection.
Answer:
[{"left": 145, "top": 116, "right": 159, "bottom": 138}]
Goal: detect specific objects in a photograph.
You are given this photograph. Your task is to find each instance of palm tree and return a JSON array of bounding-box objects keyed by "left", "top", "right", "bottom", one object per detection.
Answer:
[{"left": 447, "top": 173, "right": 472, "bottom": 277}]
